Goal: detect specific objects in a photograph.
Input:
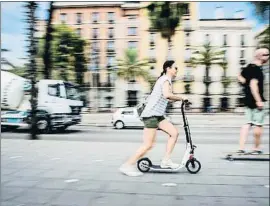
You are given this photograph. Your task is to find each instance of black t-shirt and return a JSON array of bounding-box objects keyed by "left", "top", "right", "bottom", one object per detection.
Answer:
[{"left": 241, "top": 63, "right": 265, "bottom": 109}]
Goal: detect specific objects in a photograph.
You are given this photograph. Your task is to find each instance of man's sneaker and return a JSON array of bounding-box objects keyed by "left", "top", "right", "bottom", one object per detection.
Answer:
[
  {"left": 160, "top": 158, "right": 180, "bottom": 169},
  {"left": 236, "top": 150, "right": 246, "bottom": 154},
  {"left": 249, "top": 150, "right": 263, "bottom": 155},
  {"left": 119, "top": 164, "right": 143, "bottom": 177}
]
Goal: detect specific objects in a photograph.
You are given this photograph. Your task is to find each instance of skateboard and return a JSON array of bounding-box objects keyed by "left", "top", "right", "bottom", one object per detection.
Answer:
[{"left": 224, "top": 152, "right": 270, "bottom": 161}]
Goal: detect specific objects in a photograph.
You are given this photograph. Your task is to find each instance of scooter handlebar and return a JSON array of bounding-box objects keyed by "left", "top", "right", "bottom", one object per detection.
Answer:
[{"left": 182, "top": 99, "right": 192, "bottom": 106}]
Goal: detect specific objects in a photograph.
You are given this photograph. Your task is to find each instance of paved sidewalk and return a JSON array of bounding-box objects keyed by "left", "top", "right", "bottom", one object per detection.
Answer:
[{"left": 1, "top": 139, "right": 269, "bottom": 206}]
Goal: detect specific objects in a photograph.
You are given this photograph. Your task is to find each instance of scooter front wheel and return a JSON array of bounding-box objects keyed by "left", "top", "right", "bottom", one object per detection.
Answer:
[
  {"left": 186, "top": 159, "right": 201, "bottom": 174},
  {"left": 137, "top": 158, "right": 152, "bottom": 172}
]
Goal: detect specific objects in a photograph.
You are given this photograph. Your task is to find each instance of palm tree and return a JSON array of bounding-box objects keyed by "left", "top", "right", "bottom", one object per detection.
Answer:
[
  {"left": 190, "top": 42, "right": 224, "bottom": 111},
  {"left": 114, "top": 49, "right": 151, "bottom": 106},
  {"left": 147, "top": 2, "right": 187, "bottom": 60},
  {"left": 250, "top": 2, "right": 270, "bottom": 24},
  {"left": 25, "top": 2, "right": 39, "bottom": 139},
  {"left": 219, "top": 58, "right": 231, "bottom": 111},
  {"left": 43, "top": 1, "right": 54, "bottom": 79}
]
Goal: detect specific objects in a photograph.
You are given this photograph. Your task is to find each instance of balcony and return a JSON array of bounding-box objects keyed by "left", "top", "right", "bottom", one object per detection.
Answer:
[
  {"left": 183, "top": 20, "right": 192, "bottom": 31},
  {"left": 149, "top": 41, "right": 155, "bottom": 47},
  {"left": 183, "top": 75, "right": 194, "bottom": 82},
  {"left": 149, "top": 57, "right": 156, "bottom": 63},
  {"left": 107, "top": 47, "right": 115, "bottom": 53},
  {"left": 203, "top": 76, "right": 212, "bottom": 84},
  {"left": 108, "top": 19, "right": 115, "bottom": 24}
]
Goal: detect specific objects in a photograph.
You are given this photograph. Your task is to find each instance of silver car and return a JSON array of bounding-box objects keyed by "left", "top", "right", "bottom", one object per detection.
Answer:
[{"left": 112, "top": 107, "right": 171, "bottom": 129}]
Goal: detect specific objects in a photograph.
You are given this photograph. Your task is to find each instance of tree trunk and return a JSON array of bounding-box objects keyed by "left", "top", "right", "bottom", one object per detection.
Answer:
[
  {"left": 43, "top": 2, "right": 54, "bottom": 79},
  {"left": 26, "top": 2, "right": 38, "bottom": 140},
  {"left": 205, "top": 65, "right": 210, "bottom": 96}
]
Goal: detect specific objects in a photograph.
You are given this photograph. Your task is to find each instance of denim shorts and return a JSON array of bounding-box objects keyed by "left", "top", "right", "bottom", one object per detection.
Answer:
[
  {"left": 245, "top": 107, "right": 267, "bottom": 126},
  {"left": 142, "top": 116, "right": 165, "bottom": 128}
]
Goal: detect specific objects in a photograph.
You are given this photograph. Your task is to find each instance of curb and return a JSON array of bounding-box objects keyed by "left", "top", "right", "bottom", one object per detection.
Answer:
[{"left": 78, "top": 123, "right": 270, "bottom": 128}]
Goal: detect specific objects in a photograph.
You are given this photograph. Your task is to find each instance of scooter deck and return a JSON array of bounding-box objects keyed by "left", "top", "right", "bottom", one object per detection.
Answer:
[
  {"left": 225, "top": 153, "right": 270, "bottom": 161},
  {"left": 149, "top": 164, "right": 183, "bottom": 172}
]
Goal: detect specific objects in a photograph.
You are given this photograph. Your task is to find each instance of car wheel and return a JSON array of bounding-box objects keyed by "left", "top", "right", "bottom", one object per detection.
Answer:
[
  {"left": 36, "top": 117, "right": 51, "bottom": 134},
  {"left": 115, "top": 121, "right": 124, "bottom": 129}
]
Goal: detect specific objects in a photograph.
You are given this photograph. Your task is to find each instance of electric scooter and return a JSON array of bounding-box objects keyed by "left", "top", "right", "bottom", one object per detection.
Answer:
[{"left": 137, "top": 100, "right": 201, "bottom": 174}]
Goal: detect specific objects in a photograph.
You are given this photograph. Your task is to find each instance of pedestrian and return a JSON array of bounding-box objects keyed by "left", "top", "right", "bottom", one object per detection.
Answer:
[
  {"left": 119, "top": 60, "right": 188, "bottom": 176},
  {"left": 237, "top": 47, "right": 269, "bottom": 154}
]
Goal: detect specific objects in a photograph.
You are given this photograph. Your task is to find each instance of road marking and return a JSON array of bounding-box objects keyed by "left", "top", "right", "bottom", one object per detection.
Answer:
[
  {"left": 264, "top": 185, "right": 269, "bottom": 188},
  {"left": 51, "top": 158, "right": 61, "bottom": 161},
  {"left": 10, "top": 156, "right": 22, "bottom": 159},
  {"left": 93, "top": 159, "right": 104, "bottom": 162},
  {"left": 162, "top": 183, "right": 177, "bottom": 187},
  {"left": 65, "top": 179, "right": 79, "bottom": 183}
]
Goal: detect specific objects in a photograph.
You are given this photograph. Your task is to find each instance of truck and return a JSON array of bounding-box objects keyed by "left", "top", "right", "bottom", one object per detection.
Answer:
[{"left": 1, "top": 70, "right": 84, "bottom": 133}]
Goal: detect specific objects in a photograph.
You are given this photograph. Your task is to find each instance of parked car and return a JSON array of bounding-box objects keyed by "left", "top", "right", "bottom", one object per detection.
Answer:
[{"left": 112, "top": 107, "right": 171, "bottom": 129}]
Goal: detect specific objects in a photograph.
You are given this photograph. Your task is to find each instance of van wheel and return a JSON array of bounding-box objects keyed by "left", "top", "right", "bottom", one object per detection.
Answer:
[
  {"left": 36, "top": 117, "right": 51, "bottom": 134},
  {"left": 115, "top": 121, "right": 124, "bottom": 129}
]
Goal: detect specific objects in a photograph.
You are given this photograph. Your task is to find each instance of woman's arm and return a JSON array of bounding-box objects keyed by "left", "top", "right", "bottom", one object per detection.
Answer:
[{"left": 162, "top": 81, "right": 186, "bottom": 101}]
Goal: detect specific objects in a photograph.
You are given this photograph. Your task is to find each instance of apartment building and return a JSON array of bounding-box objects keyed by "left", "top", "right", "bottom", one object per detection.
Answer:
[{"left": 186, "top": 8, "right": 256, "bottom": 108}]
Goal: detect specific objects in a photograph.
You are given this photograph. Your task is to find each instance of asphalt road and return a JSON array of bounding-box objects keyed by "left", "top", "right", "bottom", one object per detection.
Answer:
[{"left": 1, "top": 125, "right": 269, "bottom": 145}]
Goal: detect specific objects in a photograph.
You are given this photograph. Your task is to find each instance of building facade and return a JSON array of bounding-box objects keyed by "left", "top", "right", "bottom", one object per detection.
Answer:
[
  {"left": 185, "top": 8, "right": 256, "bottom": 109},
  {"left": 52, "top": 2, "right": 198, "bottom": 110}
]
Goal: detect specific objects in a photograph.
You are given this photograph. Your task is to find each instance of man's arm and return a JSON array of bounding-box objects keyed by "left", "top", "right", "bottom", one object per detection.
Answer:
[
  {"left": 250, "top": 79, "right": 263, "bottom": 108},
  {"left": 238, "top": 74, "right": 246, "bottom": 84},
  {"left": 162, "top": 81, "right": 186, "bottom": 101}
]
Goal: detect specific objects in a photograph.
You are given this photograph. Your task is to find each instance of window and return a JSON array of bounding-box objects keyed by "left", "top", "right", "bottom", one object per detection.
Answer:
[
  {"left": 76, "top": 28, "right": 81, "bottom": 36},
  {"left": 64, "top": 83, "right": 80, "bottom": 100},
  {"left": 93, "top": 28, "right": 98, "bottom": 38},
  {"left": 76, "top": 13, "right": 82, "bottom": 24},
  {"left": 149, "top": 47, "right": 155, "bottom": 58},
  {"left": 224, "top": 50, "right": 227, "bottom": 60},
  {"left": 185, "top": 32, "right": 190, "bottom": 46},
  {"left": 122, "top": 110, "right": 134, "bottom": 115},
  {"left": 241, "top": 34, "right": 245, "bottom": 46},
  {"left": 182, "top": 3, "right": 189, "bottom": 15},
  {"left": 223, "top": 34, "right": 227, "bottom": 46},
  {"left": 149, "top": 32, "right": 155, "bottom": 43},
  {"left": 107, "top": 41, "right": 115, "bottom": 50},
  {"left": 184, "top": 67, "right": 192, "bottom": 76},
  {"left": 60, "top": 13, "right": 67, "bottom": 24},
  {"left": 205, "top": 34, "right": 210, "bottom": 43},
  {"left": 240, "top": 50, "right": 245, "bottom": 58},
  {"left": 184, "top": 48, "right": 191, "bottom": 61},
  {"left": 108, "top": 12, "right": 115, "bottom": 23},
  {"left": 48, "top": 84, "right": 60, "bottom": 97},
  {"left": 128, "top": 41, "right": 137, "bottom": 49},
  {"left": 128, "top": 27, "right": 137, "bottom": 36},
  {"left": 92, "top": 41, "right": 99, "bottom": 52},
  {"left": 107, "top": 56, "right": 115, "bottom": 66},
  {"left": 108, "top": 28, "right": 114, "bottom": 38},
  {"left": 92, "top": 12, "right": 99, "bottom": 23},
  {"left": 128, "top": 15, "right": 137, "bottom": 20}
]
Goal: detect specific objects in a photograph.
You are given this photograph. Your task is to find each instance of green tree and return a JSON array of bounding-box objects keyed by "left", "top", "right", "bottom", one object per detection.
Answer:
[
  {"left": 38, "top": 24, "right": 88, "bottom": 84},
  {"left": 147, "top": 2, "right": 187, "bottom": 59},
  {"left": 114, "top": 49, "right": 151, "bottom": 106},
  {"left": 25, "top": 2, "right": 39, "bottom": 140},
  {"left": 190, "top": 42, "right": 224, "bottom": 110},
  {"left": 250, "top": 2, "right": 270, "bottom": 24}
]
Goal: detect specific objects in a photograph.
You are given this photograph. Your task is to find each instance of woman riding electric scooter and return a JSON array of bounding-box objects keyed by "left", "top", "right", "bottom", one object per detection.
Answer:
[{"left": 119, "top": 60, "right": 188, "bottom": 177}]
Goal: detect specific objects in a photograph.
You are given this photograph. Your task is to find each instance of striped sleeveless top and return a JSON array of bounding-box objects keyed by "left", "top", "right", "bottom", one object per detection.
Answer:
[{"left": 141, "top": 75, "right": 172, "bottom": 118}]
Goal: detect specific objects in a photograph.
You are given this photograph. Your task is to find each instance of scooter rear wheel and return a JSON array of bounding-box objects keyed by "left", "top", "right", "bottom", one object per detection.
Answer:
[
  {"left": 137, "top": 158, "right": 152, "bottom": 172},
  {"left": 186, "top": 159, "right": 201, "bottom": 174}
]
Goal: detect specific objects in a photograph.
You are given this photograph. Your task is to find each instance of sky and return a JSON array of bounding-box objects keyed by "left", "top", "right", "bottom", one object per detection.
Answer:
[{"left": 1, "top": 1, "right": 267, "bottom": 67}]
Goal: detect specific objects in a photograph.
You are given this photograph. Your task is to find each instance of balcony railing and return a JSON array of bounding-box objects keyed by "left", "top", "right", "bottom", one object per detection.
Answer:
[{"left": 183, "top": 75, "right": 194, "bottom": 82}]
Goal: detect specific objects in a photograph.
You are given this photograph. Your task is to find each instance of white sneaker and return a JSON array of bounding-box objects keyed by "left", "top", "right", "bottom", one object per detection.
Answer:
[
  {"left": 160, "top": 158, "right": 180, "bottom": 169},
  {"left": 119, "top": 164, "right": 143, "bottom": 177}
]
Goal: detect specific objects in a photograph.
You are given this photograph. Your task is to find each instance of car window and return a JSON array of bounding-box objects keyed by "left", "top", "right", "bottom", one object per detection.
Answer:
[{"left": 122, "top": 111, "right": 134, "bottom": 115}]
